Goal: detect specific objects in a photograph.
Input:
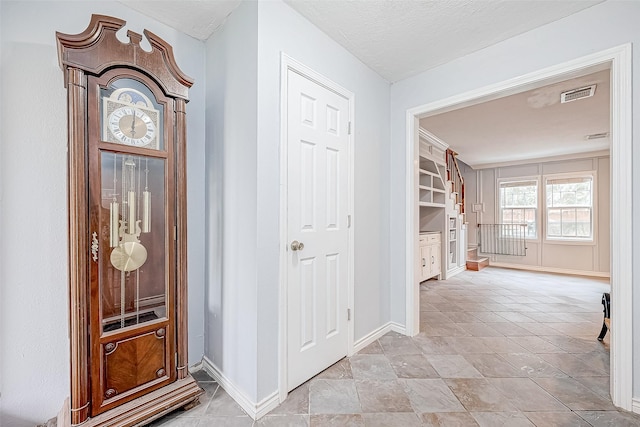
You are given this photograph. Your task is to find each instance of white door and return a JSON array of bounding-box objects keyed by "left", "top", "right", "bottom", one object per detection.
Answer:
[{"left": 286, "top": 70, "right": 350, "bottom": 391}]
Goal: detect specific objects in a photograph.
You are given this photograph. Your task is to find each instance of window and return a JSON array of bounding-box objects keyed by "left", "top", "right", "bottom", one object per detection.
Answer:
[
  {"left": 545, "top": 174, "right": 594, "bottom": 241},
  {"left": 499, "top": 180, "right": 538, "bottom": 238}
]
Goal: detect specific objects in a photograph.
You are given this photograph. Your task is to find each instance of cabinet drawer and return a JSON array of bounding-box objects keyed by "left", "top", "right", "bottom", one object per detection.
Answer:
[{"left": 421, "top": 233, "right": 440, "bottom": 244}]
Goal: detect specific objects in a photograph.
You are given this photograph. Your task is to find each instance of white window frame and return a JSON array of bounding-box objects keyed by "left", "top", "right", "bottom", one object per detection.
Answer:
[
  {"left": 543, "top": 171, "right": 597, "bottom": 245},
  {"left": 496, "top": 176, "right": 540, "bottom": 241}
]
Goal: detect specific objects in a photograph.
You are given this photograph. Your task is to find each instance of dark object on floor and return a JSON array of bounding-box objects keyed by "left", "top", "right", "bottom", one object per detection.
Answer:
[{"left": 597, "top": 292, "right": 610, "bottom": 341}]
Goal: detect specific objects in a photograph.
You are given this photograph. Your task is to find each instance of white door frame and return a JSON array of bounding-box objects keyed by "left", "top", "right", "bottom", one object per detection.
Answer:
[
  {"left": 404, "top": 44, "right": 632, "bottom": 411},
  {"left": 278, "top": 53, "right": 355, "bottom": 403}
]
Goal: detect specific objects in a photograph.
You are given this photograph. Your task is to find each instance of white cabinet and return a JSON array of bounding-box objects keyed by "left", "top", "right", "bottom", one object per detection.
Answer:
[{"left": 419, "top": 232, "right": 441, "bottom": 282}]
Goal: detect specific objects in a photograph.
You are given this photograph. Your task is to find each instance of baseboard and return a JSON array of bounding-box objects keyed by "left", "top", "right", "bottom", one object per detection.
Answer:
[
  {"left": 200, "top": 356, "right": 279, "bottom": 420},
  {"left": 632, "top": 398, "right": 640, "bottom": 414},
  {"left": 352, "top": 321, "right": 408, "bottom": 353},
  {"left": 389, "top": 321, "right": 407, "bottom": 335},
  {"left": 446, "top": 265, "right": 466, "bottom": 279},
  {"left": 489, "top": 262, "right": 610, "bottom": 278}
]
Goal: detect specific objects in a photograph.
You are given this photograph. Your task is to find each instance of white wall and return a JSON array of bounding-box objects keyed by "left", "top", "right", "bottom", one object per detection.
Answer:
[
  {"left": 256, "top": 0, "right": 391, "bottom": 400},
  {"left": 0, "top": 2, "right": 206, "bottom": 425},
  {"left": 205, "top": 0, "right": 391, "bottom": 404},
  {"left": 389, "top": 0, "right": 640, "bottom": 397},
  {"left": 465, "top": 156, "right": 610, "bottom": 275},
  {"left": 204, "top": 0, "right": 259, "bottom": 402}
]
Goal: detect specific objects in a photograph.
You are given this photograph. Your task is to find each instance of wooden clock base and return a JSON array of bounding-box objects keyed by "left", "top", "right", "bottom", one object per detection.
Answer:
[{"left": 56, "top": 376, "right": 203, "bottom": 427}]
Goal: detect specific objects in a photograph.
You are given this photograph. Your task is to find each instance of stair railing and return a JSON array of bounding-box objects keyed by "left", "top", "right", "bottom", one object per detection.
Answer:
[{"left": 446, "top": 149, "right": 465, "bottom": 214}]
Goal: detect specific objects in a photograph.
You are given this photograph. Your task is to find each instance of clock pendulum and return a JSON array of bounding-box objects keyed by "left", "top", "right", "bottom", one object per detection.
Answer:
[
  {"left": 107, "top": 154, "right": 153, "bottom": 328},
  {"left": 109, "top": 156, "right": 148, "bottom": 274}
]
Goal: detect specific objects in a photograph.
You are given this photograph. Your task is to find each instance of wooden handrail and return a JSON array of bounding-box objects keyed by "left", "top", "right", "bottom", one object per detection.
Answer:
[{"left": 446, "top": 149, "right": 465, "bottom": 214}]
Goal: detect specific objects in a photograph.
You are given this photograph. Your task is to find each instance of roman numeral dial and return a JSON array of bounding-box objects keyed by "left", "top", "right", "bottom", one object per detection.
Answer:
[{"left": 108, "top": 107, "right": 156, "bottom": 147}]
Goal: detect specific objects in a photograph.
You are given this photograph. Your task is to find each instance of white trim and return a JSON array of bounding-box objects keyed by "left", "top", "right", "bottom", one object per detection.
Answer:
[
  {"left": 418, "top": 128, "right": 449, "bottom": 152},
  {"left": 201, "top": 357, "right": 279, "bottom": 420},
  {"left": 609, "top": 43, "right": 632, "bottom": 411},
  {"left": 632, "top": 398, "right": 640, "bottom": 415},
  {"left": 405, "top": 114, "right": 420, "bottom": 337},
  {"left": 473, "top": 149, "right": 610, "bottom": 170},
  {"left": 353, "top": 322, "right": 393, "bottom": 353},
  {"left": 405, "top": 44, "right": 632, "bottom": 411},
  {"left": 489, "top": 262, "right": 610, "bottom": 279},
  {"left": 278, "top": 52, "right": 356, "bottom": 404},
  {"left": 352, "top": 321, "right": 408, "bottom": 353},
  {"left": 445, "top": 264, "right": 466, "bottom": 279}
]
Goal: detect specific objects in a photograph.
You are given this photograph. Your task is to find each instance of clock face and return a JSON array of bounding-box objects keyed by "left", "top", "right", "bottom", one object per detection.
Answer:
[
  {"left": 108, "top": 106, "right": 157, "bottom": 146},
  {"left": 102, "top": 85, "right": 162, "bottom": 149}
]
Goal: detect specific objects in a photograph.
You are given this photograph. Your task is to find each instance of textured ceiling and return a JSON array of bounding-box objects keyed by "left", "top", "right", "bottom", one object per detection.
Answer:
[
  {"left": 120, "top": 0, "right": 602, "bottom": 82},
  {"left": 420, "top": 69, "right": 611, "bottom": 168},
  {"left": 119, "top": 0, "right": 242, "bottom": 40},
  {"left": 284, "top": 0, "right": 603, "bottom": 82}
]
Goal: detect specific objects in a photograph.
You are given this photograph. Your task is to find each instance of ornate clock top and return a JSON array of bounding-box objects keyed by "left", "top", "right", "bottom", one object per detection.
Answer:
[{"left": 56, "top": 14, "right": 193, "bottom": 99}]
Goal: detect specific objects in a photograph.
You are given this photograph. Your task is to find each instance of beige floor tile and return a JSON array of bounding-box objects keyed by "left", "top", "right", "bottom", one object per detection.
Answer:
[
  {"left": 524, "top": 411, "right": 591, "bottom": 426},
  {"left": 255, "top": 414, "right": 310, "bottom": 426},
  {"left": 445, "top": 378, "right": 517, "bottom": 412},
  {"left": 150, "top": 268, "right": 623, "bottom": 427},
  {"left": 378, "top": 334, "right": 421, "bottom": 355},
  {"left": 361, "top": 412, "right": 422, "bottom": 426},
  {"left": 309, "top": 379, "right": 361, "bottom": 414},
  {"left": 576, "top": 410, "right": 640, "bottom": 427},
  {"left": 470, "top": 411, "right": 535, "bottom": 427},
  {"left": 388, "top": 353, "right": 439, "bottom": 379},
  {"left": 400, "top": 378, "right": 466, "bottom": 413},
  {"left": 508, "top": 336, "right": 566, "bottom": 354},
  {"left": 532, "top": 377, "right": 617, "bottom": 411},
  {"left": 310, "top": 414, "right": 364, "bottom": 427},
  {"left": 350, "top": 355, "right": 396, "bottom": 380},
  {"left": 426, "top": 355, "right": 483, "bottom": 378},
  {"left": 464, "top": 353, "right": 526, "bottom": 378},
  {"left": 421, "top": 412, "right": 480, "bottom": 426},
  {"left": 499, "top": 352, "right": 568, "bottom": 378},
  {"left": 271, "top": 382, "right": 309, "bottom": 415},
  {"left": 355, "top": 379, "right": 413, "bottom": 413},
  {"left": 315, "top": 358, "right": 353, "bottom": 380},
  {"left": 538, "top": 352, "right": 608, "bottom": 377},
  {"left": 487, "top": 378, "right": 567, "bottom": 412}
]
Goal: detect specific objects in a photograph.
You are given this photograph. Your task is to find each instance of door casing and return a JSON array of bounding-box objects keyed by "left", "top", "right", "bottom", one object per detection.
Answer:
[{"left": 404, "top": 44, "right": 633, "bottom": 411}]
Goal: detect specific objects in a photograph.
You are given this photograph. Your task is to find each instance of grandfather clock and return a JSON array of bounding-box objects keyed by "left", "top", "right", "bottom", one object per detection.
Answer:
[{"left": 56, "top": 15, "right": 202, "bottom": 425}]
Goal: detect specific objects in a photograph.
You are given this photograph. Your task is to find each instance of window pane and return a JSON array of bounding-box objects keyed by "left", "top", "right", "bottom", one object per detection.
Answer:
[
  {"left": 548, "top": 208, "right": 561, "bottom": 236},
  {"left": 545, "top": 175, "right": 593, "bottom": 240},
  {"left": 561, "top": 209, "right": 576, "bottom": 236},
  {"left": 576, "top": 208, "right": 592, "bottom": 237},
  {"left": 499, "top": 180, "right": 538, "bottom": 238}
]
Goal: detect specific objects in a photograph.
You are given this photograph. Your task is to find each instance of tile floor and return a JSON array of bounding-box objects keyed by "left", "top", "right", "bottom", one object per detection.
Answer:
[{"left": 150, "top": 267, "right": 640, "bottom": 426}]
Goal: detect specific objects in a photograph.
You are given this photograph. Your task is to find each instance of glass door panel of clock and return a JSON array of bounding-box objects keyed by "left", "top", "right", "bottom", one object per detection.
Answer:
[
  {"left": 100, "top": 152, "right": 167, "bottom": 333},
  {"left": 100, "top": 78, "right": 165, "bottom": 150}
]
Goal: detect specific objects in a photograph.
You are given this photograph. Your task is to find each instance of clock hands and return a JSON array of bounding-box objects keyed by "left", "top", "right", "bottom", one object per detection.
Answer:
[{"left": 130, "top": 110, "right": 137, "bottom": 138}]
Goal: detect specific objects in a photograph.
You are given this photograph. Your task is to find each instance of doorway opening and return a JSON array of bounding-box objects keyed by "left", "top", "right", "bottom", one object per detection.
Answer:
[{"left": 404, "top": 45, "right": 632, "bottom": 410}]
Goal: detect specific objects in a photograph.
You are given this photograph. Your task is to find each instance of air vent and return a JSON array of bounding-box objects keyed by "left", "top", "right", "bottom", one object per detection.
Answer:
[
  {"left": 561, "top": 85, "right": 596, "bottom": 103},
  {"left": 585, "top": 132, "right": 609, "bottom": 140}
]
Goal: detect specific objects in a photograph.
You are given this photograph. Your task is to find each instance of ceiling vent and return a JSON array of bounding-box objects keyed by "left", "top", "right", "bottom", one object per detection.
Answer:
[
  {"left": 561, "top": 85, "right": 596, "bottom": 103},
  {"left": 585, "top": 132, "right": 609, "bottom": 140}
]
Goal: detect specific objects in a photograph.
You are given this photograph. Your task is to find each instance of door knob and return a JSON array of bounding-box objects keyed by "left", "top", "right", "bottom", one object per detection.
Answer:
[{"left": 291, "top": 240, "right": 304, "bottom": 251}]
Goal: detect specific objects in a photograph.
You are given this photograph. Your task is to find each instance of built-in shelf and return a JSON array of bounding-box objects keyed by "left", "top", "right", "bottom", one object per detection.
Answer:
[
  {"left": 448, "top": 216, "right": 457, "bottom": 266},
  {"left": 419, "top": 157, "right": 446, "bottom": 207}
]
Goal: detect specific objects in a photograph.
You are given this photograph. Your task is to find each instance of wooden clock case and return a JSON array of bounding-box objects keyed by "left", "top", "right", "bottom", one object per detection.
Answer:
[{"left": 56, "top": 15, "right": 202, "bottom": 426}]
